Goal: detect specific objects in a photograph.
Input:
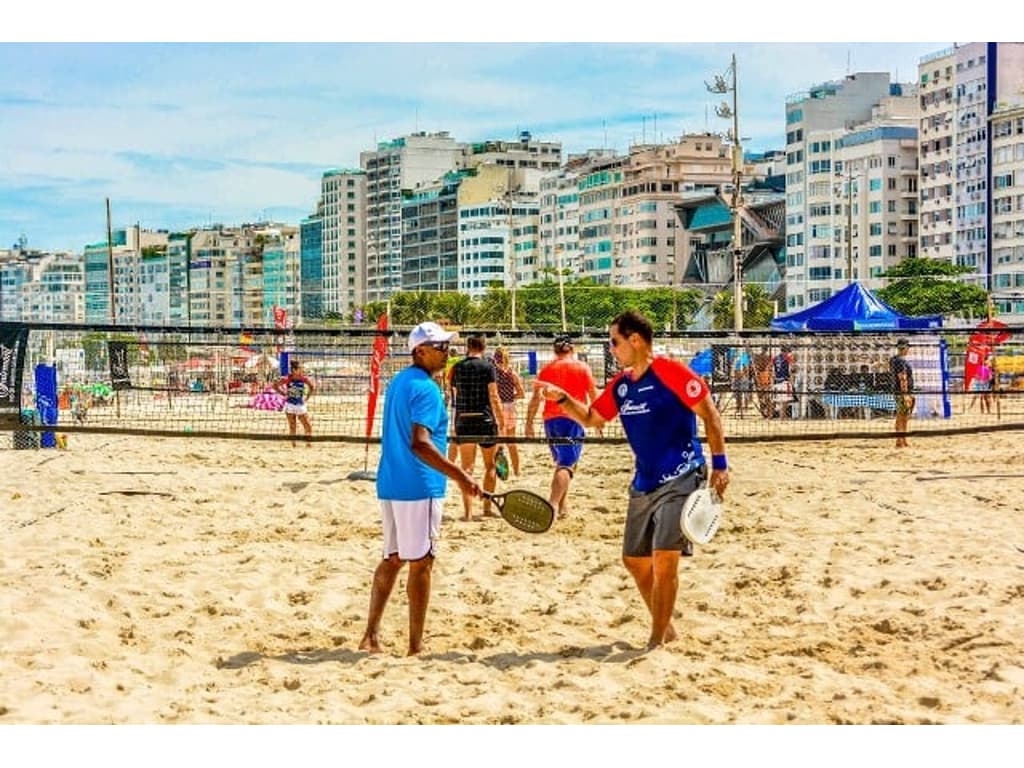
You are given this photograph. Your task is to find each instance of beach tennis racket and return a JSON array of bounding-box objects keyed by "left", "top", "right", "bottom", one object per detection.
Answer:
[
  {"left": 680, "top": 487, "right": 723, "bottom": 545},
  {"left": 483, "top": 490, "right": 554, "bottom": 534}
]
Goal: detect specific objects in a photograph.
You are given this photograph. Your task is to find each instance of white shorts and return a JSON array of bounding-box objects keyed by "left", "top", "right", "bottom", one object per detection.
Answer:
[
  {"left": 284, "top": 402, "right": 308, "bottom": 415},
  {"left": 380, "top": 498, "right": 443, "bottom": 561}
]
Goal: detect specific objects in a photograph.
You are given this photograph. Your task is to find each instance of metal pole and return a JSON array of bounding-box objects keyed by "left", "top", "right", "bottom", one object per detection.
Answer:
[
  {"left": 730, "top": 54, "right": 743, "bottom": 331},
  {"left": 846, "top": 173, "right": 854, "bottom": 284},
  {"left": 507, "top": 170, "right": 517, "bottom": 331},
  {"left": 106, "top": 197, "right": 116, "bottom": 324},
  {"left": 557, "top": 244, "right": 567, "bottom": 332}
]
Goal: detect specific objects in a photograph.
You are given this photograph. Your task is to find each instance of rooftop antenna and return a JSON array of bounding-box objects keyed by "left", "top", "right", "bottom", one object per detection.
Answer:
[
  {"left": 603, "top": 119, "right": 607, "bottom": 150},
  {"left": 654, "top": 112, "right": 658, "bottom": 144}
]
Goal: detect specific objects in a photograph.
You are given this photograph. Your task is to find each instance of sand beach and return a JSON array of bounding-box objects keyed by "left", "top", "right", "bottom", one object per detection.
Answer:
[{"left": 2, "top": 430, "right": 1023, "bottom": 726}]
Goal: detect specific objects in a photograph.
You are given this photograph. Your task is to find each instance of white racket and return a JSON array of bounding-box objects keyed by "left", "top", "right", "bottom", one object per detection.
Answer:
[{"left": 680, "top": 487, "right": 723, "bottom": 545}]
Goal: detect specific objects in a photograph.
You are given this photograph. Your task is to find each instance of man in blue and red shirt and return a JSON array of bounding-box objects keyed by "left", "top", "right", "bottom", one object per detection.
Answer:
[{"left": 534, "top": 309, "right": 730, "bottom": 649}]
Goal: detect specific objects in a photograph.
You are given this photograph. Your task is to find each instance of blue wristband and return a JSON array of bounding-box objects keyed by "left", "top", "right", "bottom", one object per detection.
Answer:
[{"left": 711, "top": 454, "right": 728, "bottom": 471}]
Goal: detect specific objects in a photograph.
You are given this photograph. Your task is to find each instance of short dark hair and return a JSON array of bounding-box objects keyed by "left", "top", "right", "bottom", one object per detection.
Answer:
[
  {"left": 466, "top": 335, "right": 486, "bottom": 352},
  {"left": 553, "top": 335, "right": 573, "bottom": 352},
  {"left": 611, "top": 309, "right": 654, "bottom": 345}
]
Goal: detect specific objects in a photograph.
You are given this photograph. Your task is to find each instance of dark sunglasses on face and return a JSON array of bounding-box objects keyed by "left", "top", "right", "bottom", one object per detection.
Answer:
[{"left": 425, "top": 341, "right": 450, "bottom": 352}]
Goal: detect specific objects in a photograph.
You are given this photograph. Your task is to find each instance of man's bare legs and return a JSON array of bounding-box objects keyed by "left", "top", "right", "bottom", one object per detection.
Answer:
[
  {"left": 623, "top": 551, "right": 680, "bottom": 649},
  {"left": 479, "top": 445, "right": 497, "bottom": 516},
  {"left": 458, "top": 443, "right": 478, "bottom": 520},
  {"left": 359, "top": 554, "right": 403, "bottom": 653},
  {"left": 549, "top": 466, "right": 573, "bottom": 518},
  {"left": 406, "top": 557, "right": 433, "bottom": 655},
  {"left": 359, "top": 554, "right": 434, "bottom": 656},
  {"left": 894, "top": 411, "right": 909, "bottom": 448}
]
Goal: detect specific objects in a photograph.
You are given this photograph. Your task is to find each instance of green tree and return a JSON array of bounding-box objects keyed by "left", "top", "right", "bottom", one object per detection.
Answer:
[
  {"left": 710, "top": 284, "right": 776, "bottom": 329},
  {"left": 433, "top": 292, "right": 476, "bottom": 326},
  {"left": 876, "top": 258, "right": 989, "bottom": 319}
]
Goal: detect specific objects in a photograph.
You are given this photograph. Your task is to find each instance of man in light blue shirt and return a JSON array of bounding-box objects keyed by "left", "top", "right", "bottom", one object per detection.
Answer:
[{"left": 360, "top": 321, "right": 482, "bottom": 656}]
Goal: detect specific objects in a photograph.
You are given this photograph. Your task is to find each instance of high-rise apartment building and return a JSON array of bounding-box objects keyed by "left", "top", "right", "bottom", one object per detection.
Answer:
[
  {"left": 299, "top": 212, "right": 324, "bottom": 322},
  {"left": 401, "top": 171, "right": 465, "bottom": 293},
  {"left": 360, "top": 132, "right": 466, "bottom": 304},
  {"left": 575, "top": 135, "right": 733, "bottom": 287},
  {"left": 990, "top": 103, "right": 1024, "bottom": 320},
  {"left": 319, "top": 169, "right": 365, "bottom": 318},
  {"left": 784, "top": 72, "right": 916, "bottom": 309},
  {"left": 918, "top": 42, "right": 1024, "bottom": 314}
]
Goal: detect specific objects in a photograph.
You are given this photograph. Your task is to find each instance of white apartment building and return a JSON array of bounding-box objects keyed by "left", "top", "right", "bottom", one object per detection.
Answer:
[
  {"left": 784, "top": 72, "right": 914, "bottom": 310},
  {"left": 360, "top": 132, "right": 466, "bottom": 304},
  {"left": 462, "top": 132, "right": 563, "bottom": 194},
  {"left": 576, "top": 135, "right": 733, "bottom": 288},
  {"left": 990, "top": 103, "right": 1024, "bottom": 321},
  {"left": 319, "top": 169, "right": 365, "bottom": 318},
  {"left": 918, "top": 42, "right": 1024, "bottom": 299},
  {"left": 0, "top": 252, "right": 84, "bottom": 323},
  {"left": 456, "top": 165, "right": 540, "bottom": 299}
]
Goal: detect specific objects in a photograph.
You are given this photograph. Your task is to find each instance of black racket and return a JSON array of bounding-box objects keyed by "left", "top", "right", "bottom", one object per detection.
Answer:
[{"left": 483, "top": 490, "right": 555, "bottom": 533}]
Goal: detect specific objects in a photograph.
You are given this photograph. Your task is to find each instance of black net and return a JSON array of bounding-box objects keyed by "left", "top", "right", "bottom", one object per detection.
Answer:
[{"left": 2, "top": 321, "right": 1022, "bottom": 449}]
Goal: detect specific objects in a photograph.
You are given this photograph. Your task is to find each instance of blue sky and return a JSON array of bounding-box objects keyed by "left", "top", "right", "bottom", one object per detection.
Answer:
[{"left": 1, "top": 8, "right": 959, "bottom": 253}]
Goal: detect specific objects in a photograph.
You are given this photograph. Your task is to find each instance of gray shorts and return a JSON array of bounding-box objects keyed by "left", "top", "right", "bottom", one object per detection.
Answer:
[{"left": 623, "top": 467, "right": 707, "bottom": 558}]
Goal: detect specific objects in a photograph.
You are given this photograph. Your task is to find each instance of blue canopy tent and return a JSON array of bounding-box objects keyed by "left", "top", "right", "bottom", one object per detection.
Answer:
[
  {"left": 770, "top": 282, "right": 950, "bottom": 419},
  {"left": 770, "top": 282, "right": 942, "bottom": 331}
]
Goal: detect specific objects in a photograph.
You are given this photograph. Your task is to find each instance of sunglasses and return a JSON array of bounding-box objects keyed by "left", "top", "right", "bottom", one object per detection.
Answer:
[{"left": 425, "top": 341, "right": 450, "bottom": 352}]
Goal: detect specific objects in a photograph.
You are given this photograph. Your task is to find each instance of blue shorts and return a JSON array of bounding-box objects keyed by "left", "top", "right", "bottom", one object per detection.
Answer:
[{"left": 544, "top": 417, "right": 585, "bottom": 470}]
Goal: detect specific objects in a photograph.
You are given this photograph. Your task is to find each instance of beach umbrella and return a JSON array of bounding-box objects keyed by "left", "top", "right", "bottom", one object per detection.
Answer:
[{"left": 968, "top": 318, "right": 1011, "bottom": 348}]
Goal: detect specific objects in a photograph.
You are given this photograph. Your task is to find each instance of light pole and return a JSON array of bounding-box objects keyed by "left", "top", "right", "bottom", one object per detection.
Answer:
[
  {"left": 706, "top": 53, "right": 743, "bottom": 330},
  {"left": 835, "top": 167, "right": 860, "bottom": 285},
  {"left": 505, "top": 167, "right": 517, "bottom": 331}
]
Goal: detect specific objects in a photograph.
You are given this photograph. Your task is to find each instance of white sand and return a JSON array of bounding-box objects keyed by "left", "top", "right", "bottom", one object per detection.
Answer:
[{"left": 2, "top": 430, "right": 1023, "bottom": 724}]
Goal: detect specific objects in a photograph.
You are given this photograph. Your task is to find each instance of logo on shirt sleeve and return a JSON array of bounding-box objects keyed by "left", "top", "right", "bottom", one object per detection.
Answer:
[{"left": 685, "top": 379, "right": 703, "bottom": 400}]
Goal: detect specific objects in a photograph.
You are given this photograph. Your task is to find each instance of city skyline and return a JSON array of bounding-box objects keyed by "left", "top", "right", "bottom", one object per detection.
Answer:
[{"left": 3, "top": 39, "right": 947, "bottom": 254}]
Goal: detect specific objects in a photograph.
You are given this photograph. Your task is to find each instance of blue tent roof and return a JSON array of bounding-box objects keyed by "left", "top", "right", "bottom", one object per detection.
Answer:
[{"left": 771, "top": 282, "right": 942, "bottom": 331}]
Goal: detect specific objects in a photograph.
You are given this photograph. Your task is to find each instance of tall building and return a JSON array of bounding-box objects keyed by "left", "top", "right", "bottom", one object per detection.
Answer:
[
  {"left": 319, "top": 169, "right": 366, "bottom": 318},
  {"left": 784, "top": 72, "right": 916, "bottom": 309},
  {"left": 455, "top": 165, "right": 539, "bottom": 299},
  {"left": 918, "top": 42, "right": 1024, "bottom": 311},
  {"left": 401, "top": 170, "right": 466, "bottom": 293},
  {"left": 990, "top": 103, "right": 1024, "bottom": 321},
  {"left": 83, "top": 227, "right": 169, "bottom": 324},
  {"left": 360, "top": 132, "right": 466, "bottom": 304},
  {"left": 575, "top": 135, "right": 733, "bottom": 287},
  {"left": 299, "top": 212, "right": 324, "bottom": 322}
]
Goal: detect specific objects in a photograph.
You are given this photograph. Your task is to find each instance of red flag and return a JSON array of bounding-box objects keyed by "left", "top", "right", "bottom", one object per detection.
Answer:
[
  {"left": 963, "top": 342, "right": 988, "bottom": 392},
  {"left": 365, "top": 314, "right": 389, "bottom": 439}
]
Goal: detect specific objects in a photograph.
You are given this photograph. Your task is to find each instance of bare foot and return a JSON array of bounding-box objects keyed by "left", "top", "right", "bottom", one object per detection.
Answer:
[
  {"left": 646, "top": 624, "right": 677, "bottom": 649},
  {"left": 359, "top": 633, "right": 383, "bottom": 653}
]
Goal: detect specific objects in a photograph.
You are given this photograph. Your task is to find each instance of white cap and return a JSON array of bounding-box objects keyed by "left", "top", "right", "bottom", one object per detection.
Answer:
[{"left": 407, "top": 321, "right": 457, "bottom": 352}]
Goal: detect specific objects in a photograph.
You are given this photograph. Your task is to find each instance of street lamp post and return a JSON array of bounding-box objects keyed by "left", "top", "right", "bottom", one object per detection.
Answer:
[
  {"left": 706, "top": 53, "right": 744, "bottom": 331},
  {"left": 836, "top": 167, "right": 860, "bottom": 285}
]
